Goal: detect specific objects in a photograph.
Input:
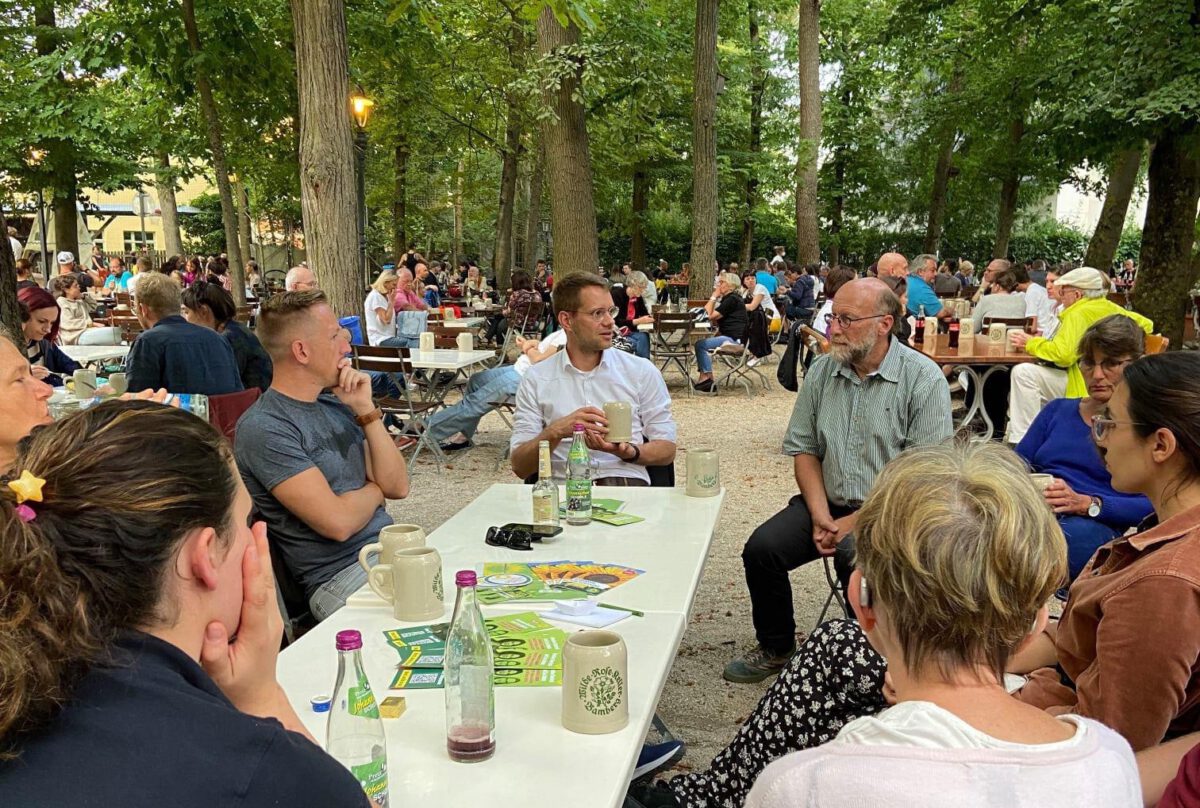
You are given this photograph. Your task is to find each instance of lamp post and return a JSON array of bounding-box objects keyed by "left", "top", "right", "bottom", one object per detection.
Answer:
[{"left": 350, "top": 89, "right": 375, "bottom": 291}]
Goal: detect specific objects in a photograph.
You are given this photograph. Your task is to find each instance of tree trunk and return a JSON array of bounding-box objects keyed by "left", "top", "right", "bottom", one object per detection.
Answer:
[
  {"left": 182, "top": 0, "right": 245, "bottom": 303},
  {"left": 237, "top": 182, "right": 253, "bottom": 267},
  {"left": 1134, "top": 126, "right": 1200, "bottom": 348},
  {"left": 690, "top": 0, "right": 720, "bottom": 295},
  {"left": 289, "top": 0, "right": 360, "bottom": 315},
  {"left": 453, "top": 159, "right": 464, "bottom": 267},
  {"left": 156, "top": 152, "right": 184, "bottom": 257},
  {"left": 33, "top": 1, "right": 79, "bottom": 262},
  {"left": 922, "top": 71, "right": 962, "bottom": 256},
  {"left": 795, "top": 0, "right": 822, "bottom": 265},
  {"left": 630, "top": 168, "right": 648, "bottom": 273},
  {"left": 0, "top": 204, "right": 21, "bottom": 347},
  {"left": 523, "top": 140, "right": 544, "bottom": 268},
  {"left": 51, "top": 169, "right": 79, "bottom": 261},
  {"left": 494, "top": 109, "right": 522, "bottom": 290},
  {"left": 392, "top": 139, "right": 408, "bottom": 261},
  {"left": 993, "top": 116, "right": 1025, "bottom": 260},
  {"left": 536, "top": 7, "right": 599, "bottom": 280},
  {"left": 1084, "top": 145, "right": 1144, "bottom": 270},
  {"left": 924, "top": 136, "right": 955, "bottom": 255},
  {"left": 738, "top": 0, "right": 764, "bottom": 269},
  {"left": 829, "top": 145, "right": 844, "bottom": 266}
]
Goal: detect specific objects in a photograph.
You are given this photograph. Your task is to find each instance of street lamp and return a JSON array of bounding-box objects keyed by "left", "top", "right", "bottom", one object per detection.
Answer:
[
  {"left": 350, "top": 89, "right": 374, "bottom": 291},
  {"left": 27, "top": 148, "right": 48, "bottom": 274}
]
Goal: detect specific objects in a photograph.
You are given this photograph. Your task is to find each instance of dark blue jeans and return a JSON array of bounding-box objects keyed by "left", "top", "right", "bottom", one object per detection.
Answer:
[{"left": 1060, "top": 515, "right": 1121, "bottom": 581}]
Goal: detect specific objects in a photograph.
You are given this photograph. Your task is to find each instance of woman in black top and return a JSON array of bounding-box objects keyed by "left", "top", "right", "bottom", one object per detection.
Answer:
[
  {"left": 181, "top": 281, "right": 274, "bottom": 391},
  {"left": 612, "top": 271, "right": 654, "bottom": 359},
  {"left": 0, "top": 403, "right": 369, "bottom": 808},
  {"left": 693, "top": 271, "right": 748, "bottom": 391}
]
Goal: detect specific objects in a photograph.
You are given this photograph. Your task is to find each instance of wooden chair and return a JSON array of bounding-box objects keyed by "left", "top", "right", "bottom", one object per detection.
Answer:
[
  {"left": 109, "top": 315, "right": 144, "bottom": 344},
  {"left": 351, "top": 345, "right": 446, "bottom": 472},
  {"left": 981, "top": 315, "right": 1037, "bottom": 334},
  {"left": 1145, "top": 333, "right": 1169, "bottom": 354},
  {"left": 650, "top": 312, "right": 697, "bottom": 397}
]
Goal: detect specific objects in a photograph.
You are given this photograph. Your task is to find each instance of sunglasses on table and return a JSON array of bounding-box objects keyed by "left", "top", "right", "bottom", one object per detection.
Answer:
[{"left": 485, "top": 525, "right": 541, "bottom": 551}]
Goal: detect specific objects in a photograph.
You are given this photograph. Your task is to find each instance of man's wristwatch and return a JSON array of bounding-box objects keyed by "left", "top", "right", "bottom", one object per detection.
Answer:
[
  {"left": 1087, "top": 496, "right": 1102, "bottom": 518},
  {"left": 622, "top": 443, "right": 641, "bottom": 464},
  {"left": 355, "top": 407, "right": 383, "bottom": 427}
]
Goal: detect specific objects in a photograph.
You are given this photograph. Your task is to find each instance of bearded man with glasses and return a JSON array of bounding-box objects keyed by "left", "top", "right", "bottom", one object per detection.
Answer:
[
  {"left": 724, "top": 278, "right": 953, "bottom": 683},
  {"left": 509, "top": 272, "right": 677, "bottom": 486}
]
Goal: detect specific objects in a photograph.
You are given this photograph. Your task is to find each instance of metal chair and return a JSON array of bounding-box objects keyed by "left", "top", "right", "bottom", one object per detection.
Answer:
[
  {"left": 814, "top": 556, "right": 850, "bottom": 628},
  {"left": 710, "top": 342, "right": 768, "bottom": 396},
  {"left": 351, "top": 344, "right": 446, "bottom": 473}
]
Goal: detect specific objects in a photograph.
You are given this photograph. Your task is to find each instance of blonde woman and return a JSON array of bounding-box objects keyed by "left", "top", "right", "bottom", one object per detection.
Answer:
[
  {"left": 693, "top": 271, "right": 748, "bottom": 391},
  {"left": 643, "top": 442, "right": 1139, "bottom": 808},
  {"left": 363, "top": 269, "right": 400, "bottom": 346}
]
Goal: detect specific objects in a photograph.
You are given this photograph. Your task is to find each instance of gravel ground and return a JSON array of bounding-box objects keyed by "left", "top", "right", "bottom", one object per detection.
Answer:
[{"left": 385, "top": 351, "right": 815, "bottom": 773}]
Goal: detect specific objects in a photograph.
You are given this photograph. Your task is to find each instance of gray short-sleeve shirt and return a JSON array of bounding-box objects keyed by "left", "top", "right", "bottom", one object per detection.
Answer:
[{"left": 235, "top": 390, "right": 392, "bottom": 598}]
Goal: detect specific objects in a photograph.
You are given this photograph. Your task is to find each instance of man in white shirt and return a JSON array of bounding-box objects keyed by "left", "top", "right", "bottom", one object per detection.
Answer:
[
  {"left": 770, "top": 246, "right": 787, "bottom": 267},
  {"left": 510, "top": 272, "right": 677, "bottom": 485},
  {"left": 8, "top": 227, "right": 22, "bottom": 262},
  {"left": 1012, "top": 263, "right": 1058, "bottom": 336}
]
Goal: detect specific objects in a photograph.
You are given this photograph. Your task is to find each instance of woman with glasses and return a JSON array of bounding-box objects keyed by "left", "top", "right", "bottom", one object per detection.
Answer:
[
  {"left": 1016, "top": 315, "right": 1152, "bottom": 582},
  {"left": 693, "top": 271, "right": 748, "bottom": 392},
  {"left": 1010, "top": 350, "right": 1200, "bottom": 753}
]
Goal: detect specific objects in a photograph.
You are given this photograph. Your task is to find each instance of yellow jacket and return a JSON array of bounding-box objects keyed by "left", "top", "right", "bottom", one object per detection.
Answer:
[{"left": 1024, "top": 297, "right": 1153, "bottom": 397}]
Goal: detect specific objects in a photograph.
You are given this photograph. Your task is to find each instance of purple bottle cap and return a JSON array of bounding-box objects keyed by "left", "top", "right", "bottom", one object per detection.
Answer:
[
  {"left": 573, "top": 423, "right": 586, "bottom": 432},
  {"left": 335, "top": 629, "right": 363, "bottom": 651},
  {"left": 456, "top": 570, "right": 478, "bottom": 587}
]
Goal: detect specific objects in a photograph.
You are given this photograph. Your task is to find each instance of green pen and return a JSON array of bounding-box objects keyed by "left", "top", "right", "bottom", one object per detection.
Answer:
[{"left": 597, "top": 603, "right": 644, "bottom": 617}]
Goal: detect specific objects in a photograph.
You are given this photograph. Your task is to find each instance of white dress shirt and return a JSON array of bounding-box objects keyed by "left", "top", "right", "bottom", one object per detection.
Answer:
[
  {"left": 511, "top": 344, "right": 677, "bottom": 483},
  {"left": 1023, "top": 282, "right": 1059, "bottom": 337}
]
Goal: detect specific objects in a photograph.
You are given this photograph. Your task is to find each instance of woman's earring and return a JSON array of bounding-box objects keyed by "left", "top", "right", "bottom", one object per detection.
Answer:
[{"left": 859, "top": 577, "right": 872, "bottom": 608}]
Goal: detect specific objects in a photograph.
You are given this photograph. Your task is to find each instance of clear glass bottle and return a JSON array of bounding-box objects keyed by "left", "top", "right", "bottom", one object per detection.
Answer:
[
  {"left": 532, "top": 440, "right": 560, "bottom": 527},
  {"left": 327, "top": 630, "right": 389, "bottom": 807},
  {"left": 445, "top": 571, "right": 496, "bottom": 763},
  {"left": 566, "top": 424, "right": 593, "bottom": 525}
]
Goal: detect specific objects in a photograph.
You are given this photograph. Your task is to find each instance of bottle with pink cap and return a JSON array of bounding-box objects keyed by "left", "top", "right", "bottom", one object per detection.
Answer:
[
  {"left": 444, "top": 570, "right": 496, "bottom": 762},
  {"left": 327, "top": 629, "right": 390, "bottom": 805}
]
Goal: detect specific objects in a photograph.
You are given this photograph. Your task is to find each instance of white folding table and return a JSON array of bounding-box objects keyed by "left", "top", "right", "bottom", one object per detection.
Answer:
[{"left": 278, "top": 484, "right": 725, "bottom": 808}]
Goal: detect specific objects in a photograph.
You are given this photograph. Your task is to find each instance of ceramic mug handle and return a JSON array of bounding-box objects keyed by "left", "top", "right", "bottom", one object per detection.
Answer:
[{"left": 368, "top": 564, "right": 394, "bottom": 602}]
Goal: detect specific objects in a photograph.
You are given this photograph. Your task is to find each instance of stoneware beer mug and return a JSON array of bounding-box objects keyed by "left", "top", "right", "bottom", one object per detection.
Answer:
[
  {"left": 603, "top": 401, "right": 633, "bottom": 444},
  {"left": 358, "top": 523, "right": 427, "bottom": 575},
  {"left": 1005, "top": 326, "right": 1025, "bottom": 353},
  {"left": 456, "top": 331, "right": 473, "bottom": 352},
  {"left": 959, "top": 319, "right": 975, "bottom": 341},
  {"left": 987, "top": 322, "right": 1007, "bottom": 346},
  {"left": 106, "top": 372, "right": 128, "bottom": 396},
  {"left": 368, "top": 546, "right": 444, "bottom": 621},
  {"left": 72, "top": 369, "right": 97, "bottom": 399},
  {"left": 419, "top": 331, "right": 435, "bottom": 351},
  {"left": 1030, "top": 473, "right": 1055, "bottom": 492},
  {"left": 686, "top": 447, "right": 720, "bottom": 497},
  {"left": 562, "top": 630, "right": 629, "bottom": 734}
]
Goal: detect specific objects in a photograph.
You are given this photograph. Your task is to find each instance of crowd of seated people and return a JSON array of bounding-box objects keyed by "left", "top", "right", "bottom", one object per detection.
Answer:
[{"left": 4, "top": 246, "right": 1198, "bottom": 806}]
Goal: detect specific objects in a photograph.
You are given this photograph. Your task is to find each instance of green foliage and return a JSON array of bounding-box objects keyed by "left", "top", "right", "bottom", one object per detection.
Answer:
[{"left": 181, "top": 192, "right": 227, "bottom": 255}]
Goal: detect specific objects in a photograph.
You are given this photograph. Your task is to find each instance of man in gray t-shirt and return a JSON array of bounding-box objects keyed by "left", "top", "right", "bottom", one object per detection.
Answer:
[
  {"left": 235, "top": 291, "right": 410, "bottom": 620},
  {"left": 236, "top": 391, "right": 392, "bottom": 600}
]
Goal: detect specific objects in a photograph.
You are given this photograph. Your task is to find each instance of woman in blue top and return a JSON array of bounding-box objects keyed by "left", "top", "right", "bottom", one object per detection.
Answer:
[
  {"left": 1016, "top": 314, "right": 1153, "bottom": 581},
  {"left": 17, "top": 286, "right": 79, "bottom": 388}
]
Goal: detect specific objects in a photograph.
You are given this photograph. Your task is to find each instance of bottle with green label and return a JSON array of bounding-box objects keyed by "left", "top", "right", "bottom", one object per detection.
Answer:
[
  {"left": 566, "top": 424, "right": 592, "bottom": 525},
  {"left": 328, "top": 630, "right": 389, "bottom": 807}
]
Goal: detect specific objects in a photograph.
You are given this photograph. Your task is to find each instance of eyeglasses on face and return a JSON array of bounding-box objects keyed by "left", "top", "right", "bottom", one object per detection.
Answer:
[
  {"left": 1091, "top": 414, "right": 1146, "bottom": 442},
  {"left": 1079, "top": 357, "right": 1132, "bottom": 374},
  {"left": 824, "top": 312, "right": 886, "bottom": 330},
  {"left": 573, "top": 306, "right": 619, "bottom": 323}
]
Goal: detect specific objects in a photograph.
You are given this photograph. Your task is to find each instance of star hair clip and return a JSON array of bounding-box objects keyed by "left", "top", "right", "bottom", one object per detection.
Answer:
[{"left": 8, "top": 469, "right": 46, "bottom": 523}]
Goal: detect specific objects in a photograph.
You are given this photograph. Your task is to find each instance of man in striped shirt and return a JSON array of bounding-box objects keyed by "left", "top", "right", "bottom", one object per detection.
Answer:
[{"left": 724, "top": 278, "right": 953, "bottom": 683}]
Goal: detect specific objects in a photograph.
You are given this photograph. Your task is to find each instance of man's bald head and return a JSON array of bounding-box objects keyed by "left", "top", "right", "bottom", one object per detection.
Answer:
[
  {"left": 877, "top": 252, "right": 908, "bottom": 279},
  {"left": 285, "top": 265, "right": 317, "bottom": 292}
]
